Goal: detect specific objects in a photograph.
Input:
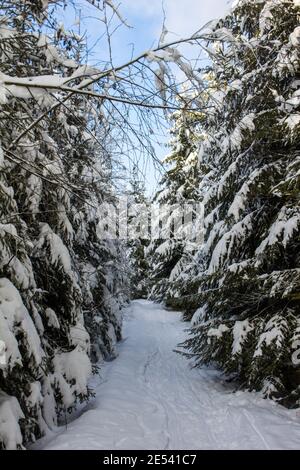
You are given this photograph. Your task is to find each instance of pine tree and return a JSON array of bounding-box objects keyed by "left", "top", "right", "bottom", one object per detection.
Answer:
[{"left": 181, "top": 0, "right": 300, "bottom": 406}]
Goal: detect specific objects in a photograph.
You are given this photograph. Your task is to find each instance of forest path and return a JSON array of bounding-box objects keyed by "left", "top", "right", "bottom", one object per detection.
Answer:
[{"left": 36, "top": 300, "right": 300, "bottom": 450}]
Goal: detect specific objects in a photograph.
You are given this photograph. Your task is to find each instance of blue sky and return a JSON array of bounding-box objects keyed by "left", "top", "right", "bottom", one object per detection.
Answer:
[{"left": 58, "top": 0, "right": 231, "bottom": 194}]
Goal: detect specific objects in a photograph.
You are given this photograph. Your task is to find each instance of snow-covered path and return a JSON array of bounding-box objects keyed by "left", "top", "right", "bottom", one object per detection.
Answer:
[{"left": 36, "top": 300, "right": 300, "bottom": 450}]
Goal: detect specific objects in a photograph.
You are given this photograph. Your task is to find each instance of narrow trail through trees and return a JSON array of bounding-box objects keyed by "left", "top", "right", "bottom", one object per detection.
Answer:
[{"left": 35, "top": 301, "right": 300, "bottom": 450}]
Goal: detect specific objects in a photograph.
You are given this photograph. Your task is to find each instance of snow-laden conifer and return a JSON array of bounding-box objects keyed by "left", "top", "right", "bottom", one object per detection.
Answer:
[
  {"left": 181, "top": 0, "right": 300, "bottom": 406},
  {"left": 147, "top": 99, "right": 203, "bottom": 301},
  {"left": 0, "top": 0, "right": 125, "bottom": 448}
]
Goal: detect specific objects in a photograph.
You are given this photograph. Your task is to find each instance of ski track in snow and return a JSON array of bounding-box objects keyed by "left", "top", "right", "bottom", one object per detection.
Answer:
[{"left": 34, "top": 300, "right": 300, "bottom": 450}]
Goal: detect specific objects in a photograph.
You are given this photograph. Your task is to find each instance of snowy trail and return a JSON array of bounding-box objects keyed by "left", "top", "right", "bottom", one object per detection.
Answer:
[{"left": 36, "top": 300, "right": 300, "bottom": 450}]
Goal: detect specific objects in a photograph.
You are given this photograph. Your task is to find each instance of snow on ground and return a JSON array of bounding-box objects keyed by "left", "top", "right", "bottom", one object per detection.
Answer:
[{"left": 33, "top": 300, "right": 300, "bottom": 450}]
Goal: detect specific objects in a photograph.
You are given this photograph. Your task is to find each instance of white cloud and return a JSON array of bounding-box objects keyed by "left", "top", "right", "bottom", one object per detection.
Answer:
[
  {"left": 164, "top": 0, "right": 230, "bottom": 37},
  {"left": 122, "top": 0, "right": 231, "bottom": 40}
]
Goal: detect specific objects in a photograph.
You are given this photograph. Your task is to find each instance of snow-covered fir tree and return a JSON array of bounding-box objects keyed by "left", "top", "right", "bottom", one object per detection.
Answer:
[
  {"left": 0, "top": 0, "right": 125, "bottom": 448},
  {"left": 147, "top": 100, "right": 203, "bottom": 301},
  {"left": 180, "top": 0, "right": 300, "bottom": 406},
  {"left": 126, "top": 167, "right": 150, "bottom": 299}
]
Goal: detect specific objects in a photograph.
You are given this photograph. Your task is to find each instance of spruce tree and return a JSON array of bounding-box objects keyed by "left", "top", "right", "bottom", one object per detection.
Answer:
[
  {"left": 126, "top": 168, "right": 150, "bottom": 299},
  {"left": 148, "top": 101, "right": 203, "bottom": 301},
  {"left": 181, "top": 0, "right": 300, "bottom": 406}
]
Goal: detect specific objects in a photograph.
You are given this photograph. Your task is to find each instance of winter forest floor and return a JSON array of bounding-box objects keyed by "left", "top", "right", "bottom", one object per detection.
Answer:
[{"left": 33, "top": 300, "right": 300, "bottom": 450}]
